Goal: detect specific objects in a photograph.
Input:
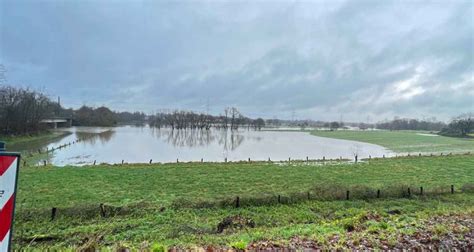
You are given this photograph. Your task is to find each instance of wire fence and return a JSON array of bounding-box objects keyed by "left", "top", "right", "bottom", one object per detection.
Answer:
[
  {"left": 16, "top": 183, "right": 474, "bottom": 222},
  {"left": 26, "top": 150, "right": 473, "bottom": 167}
]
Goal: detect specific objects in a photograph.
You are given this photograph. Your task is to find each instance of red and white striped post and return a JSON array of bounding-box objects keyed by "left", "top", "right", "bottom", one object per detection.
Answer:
[{"left": 0, "top": 142, "right": 21, "bottom": 252}]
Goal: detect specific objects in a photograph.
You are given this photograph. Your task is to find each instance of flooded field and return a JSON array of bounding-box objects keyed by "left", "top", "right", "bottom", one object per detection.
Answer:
[{"left": 15, "top": 126, "right": 393, "bottom": 166}]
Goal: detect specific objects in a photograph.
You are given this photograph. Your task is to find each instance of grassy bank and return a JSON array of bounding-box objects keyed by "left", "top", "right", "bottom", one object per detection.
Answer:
[
  {"left": 1, "top": 131, "right": 71, "bottom": 167},
  {"left": 311, "top": 130, "right": 474, "bottom": 154},
  {"left": 14, "top": 155, "right": 474, "bottom": 249},
  {"left": 1, "top": 131, "right": 70, "bottom": 152},
  {"left": 1, "top": 131, "right": 58, "bottom": 145}
]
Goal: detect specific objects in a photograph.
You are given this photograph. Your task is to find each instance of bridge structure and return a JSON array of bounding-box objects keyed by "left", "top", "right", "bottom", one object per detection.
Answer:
[{"left": 40, "top": 117, "right": 72, "bottom": 129}]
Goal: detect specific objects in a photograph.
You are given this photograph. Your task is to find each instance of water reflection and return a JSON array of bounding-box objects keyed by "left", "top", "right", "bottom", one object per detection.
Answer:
[
  {"left": 152, "top": 128, "right": 247, "bottom": 151},
  {"left": 19, "top": 126, "right": 393, "bottom": 165},
  {"left": 76, "top": 130, "right": 115, "bottom": 145}
]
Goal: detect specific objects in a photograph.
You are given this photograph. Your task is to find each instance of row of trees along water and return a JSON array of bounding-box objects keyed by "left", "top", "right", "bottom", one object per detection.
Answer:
[
  {"left": 0, "top": 86, "right": 266, "bottom": 136},
  {"left": 1, "top": 85, "right": 471, "bottom": 137},
  {"left": 148, "top": 108, "right": 266, "bottom": 130},
  {"left": 0, "top": 86, "right": 134, "bottom": 135}
]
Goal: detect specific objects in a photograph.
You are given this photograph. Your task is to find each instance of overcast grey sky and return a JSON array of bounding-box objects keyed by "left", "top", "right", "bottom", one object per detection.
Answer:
[{"left": 1, "top": 0, "right": 473, "bottom": 122}]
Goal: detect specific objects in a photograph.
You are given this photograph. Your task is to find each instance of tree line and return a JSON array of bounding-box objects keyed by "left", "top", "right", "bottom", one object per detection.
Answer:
[
  {"left": 74, "top": 107, "right": 147, "bottom": 127},
  {"left": 0, "top": 86, "right": 60, "bottom": 135},
  {"left": 440, "top": 114, "right": 473, "bottom": 137},
  {"left": 375, "top": 118, "right": 446, "bottom": 131},
  {"left": 73, "top": 106, "right": 117, "bottom": 127},
  {"left": 0, "top": 86, "right": 123, "bottom": 135},
  {"left": 0, "top": 86, "right": 266, "bottom": 136},
  {"left": 1, "top": 85, "right": 471, "bottom": 137},
  {"left": 149, "top": 108, "right": 265, "bottom": 130}
]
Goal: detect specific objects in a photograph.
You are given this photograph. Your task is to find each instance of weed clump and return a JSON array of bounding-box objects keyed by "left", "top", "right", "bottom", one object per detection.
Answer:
[
  {"left": 229, "top": 240, "right": 248, "bottom": 250},
  {"left": 217, "top": 215, "right": 255, "bottom": 233}
]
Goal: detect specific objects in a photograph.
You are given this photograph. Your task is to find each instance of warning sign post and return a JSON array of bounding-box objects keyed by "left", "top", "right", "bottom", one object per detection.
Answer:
[{"left": 0, "top": 142, "right": 20, "bottom": 252}]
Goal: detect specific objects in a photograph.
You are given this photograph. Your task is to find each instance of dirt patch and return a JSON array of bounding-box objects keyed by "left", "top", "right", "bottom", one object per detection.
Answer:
[{"left": 249, "top": 214, "right": 474, "bottom": 250}]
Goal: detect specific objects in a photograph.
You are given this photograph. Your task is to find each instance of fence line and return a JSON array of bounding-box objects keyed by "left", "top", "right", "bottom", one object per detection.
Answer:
[
  {"left": 24, "top": 151, "right": 473, "bottom": 168},
  {"left": 24, "top": 183, "right": 473, "bottom": 222},
  {"left": 97, "top": 151, "right": 472, "bottom": 167},
  {"left": 173, "top": 183, "right": 472, "bottom": 210}
]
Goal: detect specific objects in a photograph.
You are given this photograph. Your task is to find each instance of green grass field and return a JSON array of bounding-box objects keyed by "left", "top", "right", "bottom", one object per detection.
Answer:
[
  {"left": 310, "top": 130, "right": 474, "bottom": 154},
  {"left": 14, "top": 155, "right": 474, "bottom": 250}
]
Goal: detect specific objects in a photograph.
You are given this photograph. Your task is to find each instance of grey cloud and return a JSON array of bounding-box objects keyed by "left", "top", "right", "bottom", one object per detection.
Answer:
[{"left": 1, "top": 0, "right": 472, "bottom": 121}]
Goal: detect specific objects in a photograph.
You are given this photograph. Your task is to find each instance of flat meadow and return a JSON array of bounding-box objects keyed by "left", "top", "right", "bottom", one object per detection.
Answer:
[
  {"left": 13, "top": 154, "right": 474, "bottom": 250},
  {"left": 311, "top": 130, "right": 474, "bottom": 154}
]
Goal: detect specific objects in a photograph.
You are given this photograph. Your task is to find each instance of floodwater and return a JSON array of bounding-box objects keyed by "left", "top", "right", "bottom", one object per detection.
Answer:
[
  {"left": 416, "top": 133, "right": 439, "bottom": 137},
  {"left": 18, "top": 126, "right": 393, "bottom": 166}
]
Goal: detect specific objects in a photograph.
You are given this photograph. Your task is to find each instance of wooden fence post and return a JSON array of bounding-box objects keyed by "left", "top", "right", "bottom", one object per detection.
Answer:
[
  {"left": 451, "top": 185, "right": 454, "bottom": 194},
  {"left": 420, "top": 186, "right": 423, "bottom": 195},
  {"left": 377, "top": 189, "right": 380, "bottom": 198},
  {"left": 278, "top": 195, "right": 281, "bottom": 203},
  {"left": 51, "top": 207, "right": 57, "bottom": 221},
  {"left": 407, "top": 187, "right": 411, "bottom": 197},
  {"left": 346, "top": 191, "right": 350, "bottom": 200},
  {"left": 100, "top": 203, "right": 106, "bottom": 217},
  {"left": 235, "top": 196, "right": 240, "bottom": 208}
]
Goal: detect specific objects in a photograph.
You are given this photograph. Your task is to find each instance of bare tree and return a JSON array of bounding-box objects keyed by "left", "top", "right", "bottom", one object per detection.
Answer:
[{"left": 0, "top": 86, "right": 57, "bottom": 135}]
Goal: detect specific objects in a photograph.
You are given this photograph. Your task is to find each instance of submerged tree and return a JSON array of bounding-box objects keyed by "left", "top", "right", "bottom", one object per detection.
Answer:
[{"left": 148, "top": 108, "right": 262, "bottom": 131}]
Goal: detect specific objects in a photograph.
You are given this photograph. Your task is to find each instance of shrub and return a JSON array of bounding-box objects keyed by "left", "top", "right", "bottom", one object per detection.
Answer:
[
  {"left": 229, "top": 240, "right": 248, "bottom": 250},
  {"left": 151, "top": 242, "right": 167, "bottom": 252}
]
